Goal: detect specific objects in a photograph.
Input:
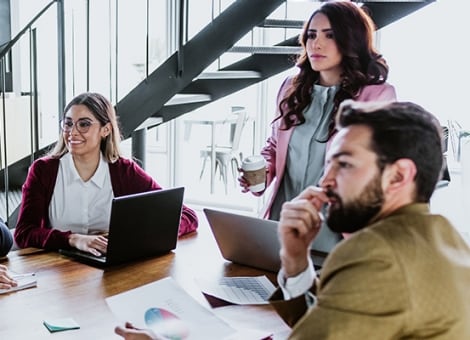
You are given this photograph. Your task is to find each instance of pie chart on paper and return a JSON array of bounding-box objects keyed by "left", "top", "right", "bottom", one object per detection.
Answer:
[{"left": 144, "top": 307, "right": 190, "bottom": 340}]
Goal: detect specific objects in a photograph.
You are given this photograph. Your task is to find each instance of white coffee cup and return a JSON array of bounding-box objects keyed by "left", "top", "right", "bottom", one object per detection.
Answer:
[{"left": 241, "top": 155, "right": 266, "bottom": 192}]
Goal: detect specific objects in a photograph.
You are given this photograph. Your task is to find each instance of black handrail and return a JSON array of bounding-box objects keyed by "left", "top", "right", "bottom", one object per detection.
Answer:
[
  {"left": 0, "top": 0, "right": 57, "bottom": 59},
  {"left": 177, "top": 0, "right": 185, "bottom": 77}
]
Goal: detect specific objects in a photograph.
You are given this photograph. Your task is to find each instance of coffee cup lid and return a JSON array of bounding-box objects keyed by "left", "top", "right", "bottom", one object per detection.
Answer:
[{"left": 242, "top": 155, "right": 266, "bottom": 171}]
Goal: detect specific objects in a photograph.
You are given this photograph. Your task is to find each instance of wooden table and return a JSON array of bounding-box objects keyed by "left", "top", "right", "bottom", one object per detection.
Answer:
[{"left": 0, "top": 214, "right": 290, "bottom": 339}]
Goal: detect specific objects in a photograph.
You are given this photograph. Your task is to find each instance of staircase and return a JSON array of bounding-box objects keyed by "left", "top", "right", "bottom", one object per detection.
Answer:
[
  {"left": 116, "top": 0, "right": 436, "bottom": 138},
  {"left": 0, "top": 0, "right": 435, "bottom": 224}
]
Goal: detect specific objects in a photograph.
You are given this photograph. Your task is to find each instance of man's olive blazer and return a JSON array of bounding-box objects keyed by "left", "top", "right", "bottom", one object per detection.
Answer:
[{"left": 271, "top": 204, "right": 470, "bottom": 339}]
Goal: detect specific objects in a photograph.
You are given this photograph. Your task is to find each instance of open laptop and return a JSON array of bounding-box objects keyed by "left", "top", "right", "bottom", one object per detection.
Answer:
[
  {"left": 203, "top": 208, "right": 342, "bottom": 273},
  {"left": 59, "top": 187, "right": 184, "bottom": 267}
]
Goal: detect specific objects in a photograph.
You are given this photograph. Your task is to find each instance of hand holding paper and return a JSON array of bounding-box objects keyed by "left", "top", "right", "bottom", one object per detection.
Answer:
[
  {"left": 0, "top": 264, "right": 17, "bottom": 289},
  {"left": 0, "top": 269, "right": 37, "bottom": 294}
]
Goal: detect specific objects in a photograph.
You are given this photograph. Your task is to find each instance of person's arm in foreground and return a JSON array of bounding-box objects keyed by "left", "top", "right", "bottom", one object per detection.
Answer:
[{"left": 115, "top": 322, "right": 162, "bottom": 340}]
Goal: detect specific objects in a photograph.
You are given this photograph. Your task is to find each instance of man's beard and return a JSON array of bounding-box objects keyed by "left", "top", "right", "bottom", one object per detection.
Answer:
[{"left": 326, "top": 174, "right": 384, "bottom": 233}]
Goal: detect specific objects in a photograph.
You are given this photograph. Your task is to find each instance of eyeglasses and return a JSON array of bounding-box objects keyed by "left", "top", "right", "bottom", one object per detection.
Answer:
[{"left": 61, "top": 118, "right": 97, "bottom": 133}]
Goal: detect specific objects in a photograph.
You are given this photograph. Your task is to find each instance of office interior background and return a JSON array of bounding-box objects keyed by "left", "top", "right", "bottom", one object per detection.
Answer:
[{"left": 1, "top": 0, "right": 469, "bottom": 232}]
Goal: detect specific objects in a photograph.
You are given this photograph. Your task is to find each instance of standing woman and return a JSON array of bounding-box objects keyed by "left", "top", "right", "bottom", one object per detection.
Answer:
[
  {"left": 14, "top": 92, "right": 198, "bottom": 255},
  {"left": 240, "top": 0, "right": 397, "bottom": 220}
]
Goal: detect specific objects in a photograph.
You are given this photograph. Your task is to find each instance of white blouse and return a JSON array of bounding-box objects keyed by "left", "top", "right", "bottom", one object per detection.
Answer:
[{"left": 48, "top": 153, "right": 114, "bottom": 235}]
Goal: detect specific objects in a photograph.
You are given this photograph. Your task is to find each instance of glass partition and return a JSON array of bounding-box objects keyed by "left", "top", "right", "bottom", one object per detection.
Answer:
[
  {"left": 4, "top": 0, "right": 60, "bottom": 157},
  {"left": 61, "top": 0, "right": 170, "bottom": 105}
]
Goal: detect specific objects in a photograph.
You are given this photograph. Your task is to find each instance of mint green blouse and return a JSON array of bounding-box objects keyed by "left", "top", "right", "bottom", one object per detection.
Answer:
[{"left": 269, "top": 84, "right": 338, "bottom": 220}]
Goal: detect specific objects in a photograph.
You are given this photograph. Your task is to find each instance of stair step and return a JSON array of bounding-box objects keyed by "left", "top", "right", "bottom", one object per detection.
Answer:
[
  {"left": 136, "top": 94, "right": 212, "bottom": 131},
  {"left": 135, "top": 117, "right": 163, "bottom": 130},
  {"left": 196, "top": 70, "right": 261, "bottom": 80},
  {"left": 228, "top": 46, "right": 301, "bottom": 55},
  {"left": 165, "top": 93, "right": 212, "bottom": 106},
  {"left": 259, "top": 19, "right": 304, "bottom": 29}
]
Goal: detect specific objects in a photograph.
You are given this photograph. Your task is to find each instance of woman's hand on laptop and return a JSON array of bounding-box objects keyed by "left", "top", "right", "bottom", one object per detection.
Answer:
[{"left": 68, "top": 234, "right": 108, "bottom": 256}]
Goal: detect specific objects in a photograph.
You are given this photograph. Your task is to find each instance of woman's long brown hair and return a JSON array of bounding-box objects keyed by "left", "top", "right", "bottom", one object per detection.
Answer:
[{"left": 275, "top": 1, "right": 389, "bottom": 141}]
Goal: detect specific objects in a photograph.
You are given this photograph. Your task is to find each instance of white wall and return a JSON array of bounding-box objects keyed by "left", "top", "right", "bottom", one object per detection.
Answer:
[{"left": 380, "top": 1, "right": 470, "bottom": 130}]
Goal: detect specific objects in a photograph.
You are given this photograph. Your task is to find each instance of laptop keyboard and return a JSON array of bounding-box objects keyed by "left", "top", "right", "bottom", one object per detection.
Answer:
[
  {"left": 218, "top": 277, "right": 272, "bottom": 300},
  {"left": 72, "top": 249, "right": 106, "bottom": 258},
  {"left": 59, "top": 248, "right": 106, "bottom": 261}
]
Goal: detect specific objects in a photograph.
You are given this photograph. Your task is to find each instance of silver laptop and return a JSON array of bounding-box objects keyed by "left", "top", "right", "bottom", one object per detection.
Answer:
[
  {"left": 204, "top": 208, "right": 281, "bottom": 272},
  {"left": 59, "top": 187, "right": 184, "bottom": 267},
  {"left": 203, "top": 208, "right": 343, "bottom": 273}
]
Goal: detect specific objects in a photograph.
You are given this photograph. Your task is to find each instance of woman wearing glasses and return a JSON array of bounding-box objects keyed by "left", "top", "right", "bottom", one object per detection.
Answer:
[{"left": 14, "top": 92, "right": 198, "bottom": 255}]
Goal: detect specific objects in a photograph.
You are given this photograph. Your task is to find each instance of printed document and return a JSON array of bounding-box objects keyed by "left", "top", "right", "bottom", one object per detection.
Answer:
[{"left": 106, "top": 277, "right": 236, "bottom": 339}]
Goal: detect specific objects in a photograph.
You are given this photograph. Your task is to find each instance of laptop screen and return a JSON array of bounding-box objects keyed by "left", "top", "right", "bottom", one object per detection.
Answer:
[{"left": 60, "top": 187, "right": 184, "bottom": 267}]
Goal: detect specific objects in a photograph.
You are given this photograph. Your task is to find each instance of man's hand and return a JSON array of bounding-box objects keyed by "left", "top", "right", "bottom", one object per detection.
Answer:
[
  {"left": 114, "top": 322, "right": 161, "bottom": 340},
  {"left": 278, "top": 186, "right": 329, "bottom": 277},
  {"left": 68, "top": 234, "right": 108, "bottom": 256}
]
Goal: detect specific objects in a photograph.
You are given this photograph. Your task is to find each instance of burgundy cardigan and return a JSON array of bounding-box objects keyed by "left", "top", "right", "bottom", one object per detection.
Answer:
[{"left": 14, "top": 156, "right": 198, "bottom": 250}]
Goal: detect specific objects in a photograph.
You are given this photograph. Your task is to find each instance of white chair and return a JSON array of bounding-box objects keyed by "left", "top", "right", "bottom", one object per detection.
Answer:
[{"left": 199, "top": 108, "right": 248, "bottom": 194}]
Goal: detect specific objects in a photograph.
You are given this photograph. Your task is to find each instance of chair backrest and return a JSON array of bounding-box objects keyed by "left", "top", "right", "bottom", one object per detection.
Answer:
[{"left": 230, "top": 109, "right": 247, "bottom": 151}]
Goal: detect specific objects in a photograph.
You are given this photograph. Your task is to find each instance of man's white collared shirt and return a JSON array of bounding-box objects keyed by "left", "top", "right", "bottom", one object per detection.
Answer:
[{"left": 278, "top": 256, "right": 316, "bottom": 300}]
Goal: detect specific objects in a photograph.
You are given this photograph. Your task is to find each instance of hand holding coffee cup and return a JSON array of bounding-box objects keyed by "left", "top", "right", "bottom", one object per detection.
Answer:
[{"left": 241, "top": 155, "right": 266, "bottom": 193}]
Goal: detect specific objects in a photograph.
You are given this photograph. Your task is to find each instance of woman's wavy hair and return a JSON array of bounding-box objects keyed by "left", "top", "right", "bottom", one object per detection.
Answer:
[
  {"left": 276, "top": 1, "right": 389, "bottom": 139},
  {"left": 49, "top": 92, "right": 122, "bottom": 162}
]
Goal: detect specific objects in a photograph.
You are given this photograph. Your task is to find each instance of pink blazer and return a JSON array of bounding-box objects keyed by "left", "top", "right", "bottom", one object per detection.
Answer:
[{"left": 259, "top": 76, "right": 397, "bottom": 218}]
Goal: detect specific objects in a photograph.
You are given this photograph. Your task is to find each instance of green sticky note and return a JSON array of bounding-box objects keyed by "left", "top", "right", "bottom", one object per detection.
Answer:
[{"left": 43, "top": 318, "right": 80, "bottom": 333}]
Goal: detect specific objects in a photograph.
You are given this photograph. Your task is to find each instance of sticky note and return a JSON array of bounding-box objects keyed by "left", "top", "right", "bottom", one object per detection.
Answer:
[{"left": 43, "top": 318, "right": 80, "bottom": 333}]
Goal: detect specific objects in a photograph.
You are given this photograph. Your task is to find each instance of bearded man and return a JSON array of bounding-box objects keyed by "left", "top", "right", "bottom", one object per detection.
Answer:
[{"left": 271, "top": 100, "right": 470, "bottom": 339}]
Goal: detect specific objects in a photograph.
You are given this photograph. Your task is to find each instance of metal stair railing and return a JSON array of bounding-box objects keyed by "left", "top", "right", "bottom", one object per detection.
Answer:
[{"left": 0, "top": 0, "right": 63, "bottom": 225}]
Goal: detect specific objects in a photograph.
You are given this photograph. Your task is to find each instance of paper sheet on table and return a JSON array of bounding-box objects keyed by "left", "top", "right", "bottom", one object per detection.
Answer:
[
  {"left": 196, "top": 275, "right": 276, "bottom": 305},
  {"left": 214, "top": 305, "right": 291, "bottom": 340},
  {"left": 106, "top": 277, "right": 236, "bottom": 340},
  {"left": 0, "top": 272, "right": 37, "bottom": 294}
]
